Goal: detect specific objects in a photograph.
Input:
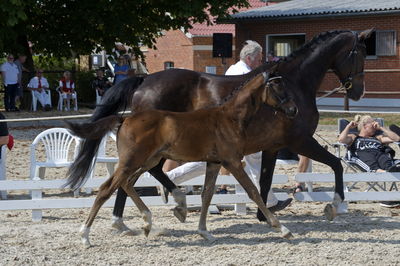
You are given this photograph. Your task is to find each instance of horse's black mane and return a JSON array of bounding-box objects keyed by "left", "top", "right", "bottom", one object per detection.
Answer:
[
  {"left": 216, "top": 30, "right": 352, "bottom": 106},
  {"left": 282, "top": 30, "right": 352, "bottom": 63}
]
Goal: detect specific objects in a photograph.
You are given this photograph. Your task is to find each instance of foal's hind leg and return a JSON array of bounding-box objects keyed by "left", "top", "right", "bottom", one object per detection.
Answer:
[
  {"left": 223, "top": 160, "right": 293, "bottom": 239},
  {"left": 120, "top": 180, "right": 153, "bottom": 237},
  {"left": 148, "top": 161, "right": 187, "bottom": 223},
  {"left": 80, "top": 173, "right": 124, "bottom": 247},
  {"left": 197, "top": 163, "right": 220, "bottom": 241}
]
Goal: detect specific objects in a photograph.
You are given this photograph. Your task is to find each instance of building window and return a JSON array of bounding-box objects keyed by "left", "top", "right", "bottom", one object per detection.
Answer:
[
  {"left": 266, "top": 34, "right": 306, "bottom": 58},
  {"left": 205, "top": 66, "right": 216, "bottom": 74},
  {"left": 365, "top": 30, "right": 397, "bottom": 56},
  {"left": 164, "top": 61, "right": 174, "bottom": 70}
]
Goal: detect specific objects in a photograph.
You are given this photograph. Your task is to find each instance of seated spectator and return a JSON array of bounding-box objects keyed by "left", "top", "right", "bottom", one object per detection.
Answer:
[
  {"left": 338, "top": 115, "right": 400, "bottom": 207},
  {"left": 27, "top": 69, "right": 52, "bottom": 111},
  {"left": 92, "top": 69, "right": 112, "bottom": 97},
  {"left": 59, "top": 71, "right": 77, "bottom": 111}
]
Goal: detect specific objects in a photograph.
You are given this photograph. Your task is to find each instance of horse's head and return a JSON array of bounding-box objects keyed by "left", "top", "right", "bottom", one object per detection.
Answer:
[
  {"left": 332, "top": 29, "right": 374, "bottom": 101},
  {"left": 263, "top": 72, "right": 298, "bottom": 119}
]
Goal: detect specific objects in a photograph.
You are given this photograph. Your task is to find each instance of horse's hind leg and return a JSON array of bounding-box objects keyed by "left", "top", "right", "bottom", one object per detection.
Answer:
[
  {"left": 80, "top": 173, "right": 124, "bottom": 247},
  {"left": 293, "top": 136, "right": 344, "bottom": 221},
  {"left": 120, "top": 180, "right": 153, "bottom": 237},
  {"left": 148, "top": 160, "right": 187, "bottom": 223},
  {"left": 198, "top": 163, "right": 220, "bottom": 242},
  {"left": 223, "top": 160, "right": 293, "bottom": 239}
]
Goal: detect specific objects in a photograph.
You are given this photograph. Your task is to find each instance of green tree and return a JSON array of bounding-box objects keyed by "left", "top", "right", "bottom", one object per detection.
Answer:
[{"left": 0, "top": 0, "right": 249, "bottom": 70}]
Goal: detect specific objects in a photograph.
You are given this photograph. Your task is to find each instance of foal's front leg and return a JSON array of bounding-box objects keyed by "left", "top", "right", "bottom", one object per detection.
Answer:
[
  {"left": 224, "top": 160, "right": 293, "bottom": 239},
  {"left": 293, "top": 136, "right": 344, "bottom": 221},
  {"left": 198, "top": 163, "right": 221, "bottom": 241}
]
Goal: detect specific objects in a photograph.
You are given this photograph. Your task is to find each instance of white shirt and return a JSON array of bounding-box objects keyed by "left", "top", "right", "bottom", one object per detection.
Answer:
[
  {"left": 1, "top": 62, "right": 19, "bottom": 85},
  {"left": 225, "top": 60, "right": 251, "bottom": 76},
  {"left": 28, "top": 76, "right": 49, "bottom": 89}
]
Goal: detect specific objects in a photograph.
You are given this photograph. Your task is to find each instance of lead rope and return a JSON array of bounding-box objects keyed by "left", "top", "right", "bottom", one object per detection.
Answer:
[{"left": 316, "top": 84, "right": 347, "bottom": 102}]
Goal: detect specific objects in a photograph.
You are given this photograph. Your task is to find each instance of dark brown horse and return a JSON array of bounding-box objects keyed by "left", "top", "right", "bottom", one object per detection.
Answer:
[
  {"left": 67, "top": 29, "right": 372, "bottom": 233},
  {"left": 75, "top": 71, "right": 297, "bottom": 246}
]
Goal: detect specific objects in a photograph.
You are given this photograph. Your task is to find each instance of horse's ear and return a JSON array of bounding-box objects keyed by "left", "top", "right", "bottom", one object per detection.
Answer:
[{"left": 358, "top": 28, "right": 375, "bottom": 41}]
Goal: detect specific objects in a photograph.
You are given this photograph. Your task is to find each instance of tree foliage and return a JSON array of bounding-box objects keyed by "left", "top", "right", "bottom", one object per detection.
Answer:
[{"left": 0, "top": 0, "right": 249, "bottom": 59}]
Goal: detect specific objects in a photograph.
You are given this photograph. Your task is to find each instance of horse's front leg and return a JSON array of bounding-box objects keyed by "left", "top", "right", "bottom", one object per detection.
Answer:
[
  {"left": 293, "top": 136, "right": 344, "bottom": 221},
  {"left": 223, "top": 160, "right": 293, "bottom": 239},
  {"left": 198, "top": 163, "right": 220, "bottom": 242},
  {"left": 257, "top": 151, "right": 277, "bottom": 221}
]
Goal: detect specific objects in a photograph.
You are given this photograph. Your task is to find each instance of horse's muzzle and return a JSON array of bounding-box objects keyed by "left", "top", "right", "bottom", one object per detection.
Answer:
[{"left": 285, "top": 106, "right": 298, "bottom": 119}]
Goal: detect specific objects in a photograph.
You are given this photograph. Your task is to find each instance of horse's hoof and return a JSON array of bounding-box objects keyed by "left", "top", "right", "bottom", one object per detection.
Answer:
[
  {"left": 198, "top": 230, "right": 216, "bottom": 242},
  {"left": 160, "top": 186, "right": 169, "bottom": 204},
  {"left": 173, "top": 207, "right": 187, "bottom": 223},
  {"left": 324, "top": 204, "right": 337, "bottom": 221},
  {"left": 111, "top": 217, "right": 137, "bottom": 235}
]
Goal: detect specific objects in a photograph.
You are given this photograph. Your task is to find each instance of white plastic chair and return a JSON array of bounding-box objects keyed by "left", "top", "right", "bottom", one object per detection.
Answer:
[
  {"left": 31, "top": 89, "right": 52, "bottom": 111},
  {"left": 0, "top": 145, "right": 7, "bottom": 199},
  {"left": 96, "top": 89, "right": 102, "bottom": 105},
  {"left": 30, "top": 128, "right": 81, "bottom": 181},
  {"left": 56, "top": 86, "right": 78, "bottom": 111}
]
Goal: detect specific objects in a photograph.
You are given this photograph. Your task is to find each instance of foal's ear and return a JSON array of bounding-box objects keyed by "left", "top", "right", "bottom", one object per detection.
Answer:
[{"left": 358, "top": 28, "right": 375, "bottom": 41}]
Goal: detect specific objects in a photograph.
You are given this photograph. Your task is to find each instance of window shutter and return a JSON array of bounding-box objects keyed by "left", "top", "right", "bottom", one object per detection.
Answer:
[{"left": 376, "top": 30, "right": 396, "bottom": 56}]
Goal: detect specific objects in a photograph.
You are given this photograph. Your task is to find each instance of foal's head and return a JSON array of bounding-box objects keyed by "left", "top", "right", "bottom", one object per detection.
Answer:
[{"left": 263, "top": 73, "right": 298, "bottom": 119}]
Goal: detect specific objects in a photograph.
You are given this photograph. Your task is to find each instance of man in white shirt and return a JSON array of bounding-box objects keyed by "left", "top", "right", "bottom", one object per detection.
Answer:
[
  {"left": 1, "top": 54, "right": 20, "bottom": 112},
  {"left": 28, "top": 69, "right": 52, "bottom": 111}
]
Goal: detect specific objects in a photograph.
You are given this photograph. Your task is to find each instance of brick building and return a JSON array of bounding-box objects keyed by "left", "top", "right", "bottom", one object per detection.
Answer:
[
  {"left": 143, "top": 0, "right": 268, "bottom": 75},
  {"left": 229, "top": 0, "right": 400, "bottom": 110}
]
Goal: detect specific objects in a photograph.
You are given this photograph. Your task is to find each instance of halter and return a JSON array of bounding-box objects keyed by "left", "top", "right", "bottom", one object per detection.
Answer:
[{"left": 333, "top": 31, "right": 365, "bottom": 92}]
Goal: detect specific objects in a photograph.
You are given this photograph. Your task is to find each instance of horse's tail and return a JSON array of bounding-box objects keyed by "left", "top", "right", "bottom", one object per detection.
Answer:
[
  {"left": 64, "top": 76, "right": 144, "bottom": 190},
  {"left": 64, "top": 115, "right": 123, "bottom": 189}
]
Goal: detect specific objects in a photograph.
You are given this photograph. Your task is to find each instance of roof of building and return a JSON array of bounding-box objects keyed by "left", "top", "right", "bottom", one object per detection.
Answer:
[
  {"left": 230, "top": 0, "right": 400, "bottom": 21},
  {"left": 188, "top": 0, "right": 268, "bottom": 36}
]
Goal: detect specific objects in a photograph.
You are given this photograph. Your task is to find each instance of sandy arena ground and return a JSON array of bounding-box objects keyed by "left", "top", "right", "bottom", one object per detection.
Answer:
[{"left": 0, "top": 123, "right": 399, "bottom": 265}]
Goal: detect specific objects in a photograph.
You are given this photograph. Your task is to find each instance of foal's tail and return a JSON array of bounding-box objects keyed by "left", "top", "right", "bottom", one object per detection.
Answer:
[{"left": 64, "top": 76, "right": 144, "bottom": 190}]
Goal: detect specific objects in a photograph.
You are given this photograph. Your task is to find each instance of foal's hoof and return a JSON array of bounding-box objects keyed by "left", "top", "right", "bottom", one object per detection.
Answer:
[
  {"left": 281, "top": 225, "right": 294, "bottom": 240},
  {"left": 173, "top": 207, "right": 187, "bottom": 223},
  {"left": 143, "top": 225, "right": 152, "bottom": 237},
  {"left": 198, "top": 230, "right": 216, "bottom": 243},
  {"left": 324, "top": 204, "right": 337, "bottom": 221}
]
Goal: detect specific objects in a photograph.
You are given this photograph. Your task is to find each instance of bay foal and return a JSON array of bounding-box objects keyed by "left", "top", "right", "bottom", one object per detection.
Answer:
[{"left": 78, "top": 71, "right": 297, "bottom": 246}]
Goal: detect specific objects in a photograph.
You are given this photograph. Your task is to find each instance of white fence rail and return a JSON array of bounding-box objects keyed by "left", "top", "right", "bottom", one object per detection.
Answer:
[
  {"left": 294, "top": 172, "right": 400, "bottom": 202},
  {"left": 0, "top": 174, "right": 290, "bottom": 221}
]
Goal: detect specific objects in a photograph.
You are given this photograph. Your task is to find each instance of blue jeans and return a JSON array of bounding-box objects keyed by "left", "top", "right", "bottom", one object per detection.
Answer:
[{"left": 4, "top": 84, "right": 18, "bottom": 110}]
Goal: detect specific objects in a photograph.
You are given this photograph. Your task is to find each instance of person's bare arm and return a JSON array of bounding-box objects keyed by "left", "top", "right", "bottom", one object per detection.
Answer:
[
  {"left": 375, "top": 123, "right": 400, "bottom": 144},
  {"left": 0, "top": 135, "right": 9, "bottom": 146},
  {"left": 338, "top": 121, "right": 358, "bottom": 145}
]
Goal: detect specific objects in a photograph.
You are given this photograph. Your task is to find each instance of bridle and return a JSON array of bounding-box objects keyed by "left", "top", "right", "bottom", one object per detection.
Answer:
[
  {"left": 317, "top": 31, "right": 365, "bottom": 100},
  {"left": 262, "top": 72, "right": 291, "bottom": 113},
  {"left": 333, "top": 31, "right": 365, "bottom": 92}
]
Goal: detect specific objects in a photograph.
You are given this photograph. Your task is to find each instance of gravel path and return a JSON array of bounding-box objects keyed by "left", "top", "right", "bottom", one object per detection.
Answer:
[{"left": 0, "top": 121, "right": 399, "bottom": 265}]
